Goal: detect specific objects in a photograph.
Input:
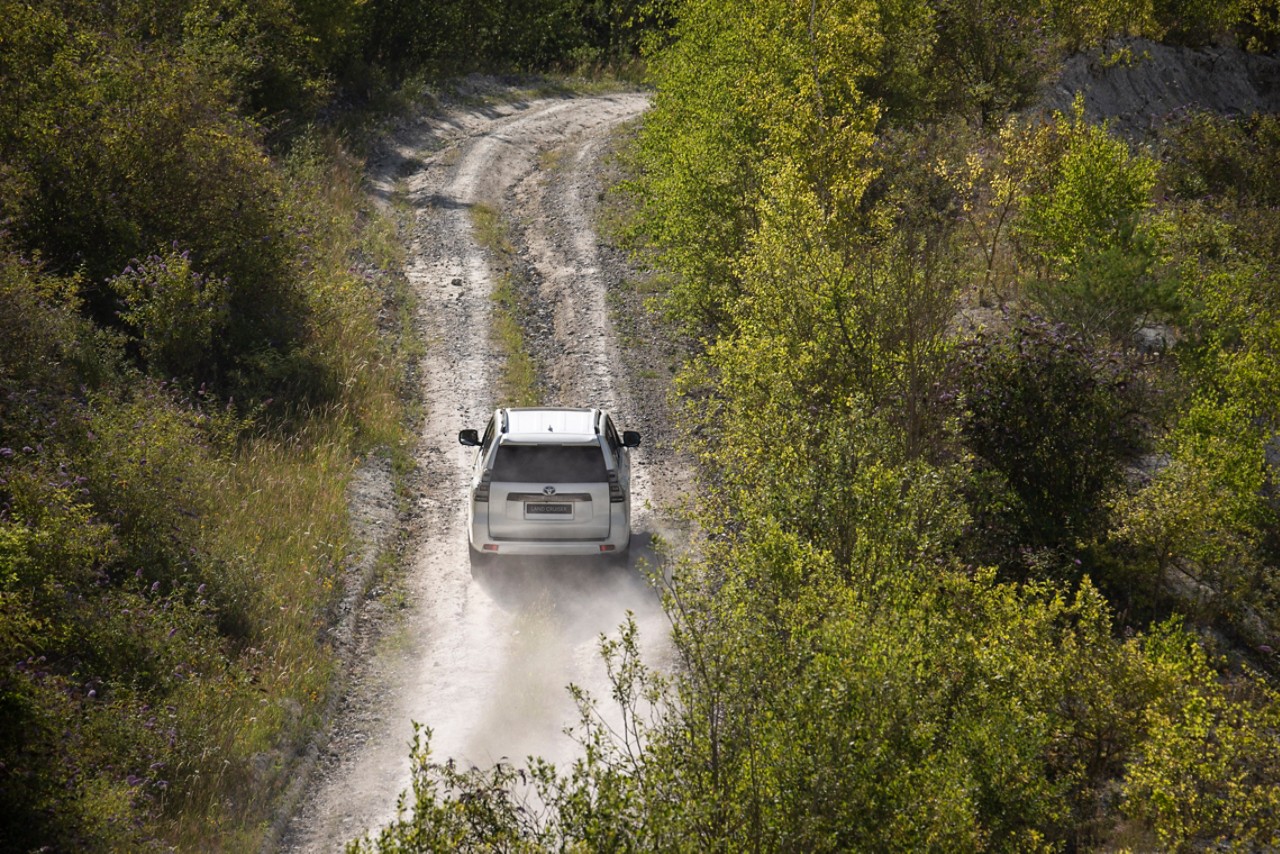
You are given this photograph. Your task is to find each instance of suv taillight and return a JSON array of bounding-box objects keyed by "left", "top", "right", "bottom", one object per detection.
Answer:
[
  {"left": 474, "top": 471, "right": 491, "bottom": 503},
  {"left": 608, "top": 470, "right": 625, "bottom": 503}
]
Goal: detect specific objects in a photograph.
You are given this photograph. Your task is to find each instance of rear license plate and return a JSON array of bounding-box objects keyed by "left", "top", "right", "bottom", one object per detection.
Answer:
[{"left": 526, "top": 502, "right": 571, "bottom": 515}]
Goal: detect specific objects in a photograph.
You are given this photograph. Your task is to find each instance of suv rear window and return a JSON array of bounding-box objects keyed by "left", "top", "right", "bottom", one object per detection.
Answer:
[{"left": 491, "top": 444, "right": 608, "bottom": 483}]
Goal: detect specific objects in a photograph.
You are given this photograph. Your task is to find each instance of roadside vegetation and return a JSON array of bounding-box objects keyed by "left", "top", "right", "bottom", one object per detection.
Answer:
[
  {"left": 358, "top": 0, "right": 1280, "bottom": 851},
  {"left": 0, "top": 0, "right": 666, "bottom": 850},
  {"left": 470, "top": 204, "right": 543, "bottom": 406}
]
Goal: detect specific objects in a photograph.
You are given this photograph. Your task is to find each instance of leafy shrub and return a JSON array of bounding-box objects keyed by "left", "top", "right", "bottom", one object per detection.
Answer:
[
  {"left": 956, "top": 316, "right": 1140, "bottom": 569},
  {"left": 1162, "top": 113, "right": 1280, "bottom": 267},
  {"left": 0, "top": 7, "right": 316, "bottom": 402},
  {"left": 1240, "top": 0, "right": 1280, "bottom": 50},
  {"left": 1110, "top": 395, "right": 1278, "bottom": 641},
  {"left": 0, "top": 86, "right": 402, "bottom": 854},
  {"left": 1045, "top": 0, "right": 1251, "bottom": 48},
  {"left": 0, "top": 251, "right": 115, "bottom": 418},
  {"left": 929, "top": 0, "right": 1058, "bottom": 122},
  {"left": 1013, "top": 102, "right": 1163, "bottom": 339},
  {"left": 356, "top": 553, "right": 1199, "bottom": 852},
  {"left": 1164, "top": 114, "right": 1280, "bottom": 207},
  {"left": 111, "top": 250, "right": 230, "bottom": 383},
  {"left": 0, "top": 0, "right": 414, "bottom": 848},
  {"left": 360, "top": 0, "right": 670, "bottom": 75},
  {"left": 0, "top": 433, "right": 185, "bottom": 850},
  {"left": 1123, "top": 622, "right": 1280, "bottom": 848},
  {"left": 628, "top": 0, "right": 945, "bottom": 338},
  {"left": 75, "top": 387, "right": 220, "bottom": 591}
]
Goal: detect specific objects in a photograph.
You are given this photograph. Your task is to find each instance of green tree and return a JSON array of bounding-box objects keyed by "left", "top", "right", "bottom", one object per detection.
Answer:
[
  {"left": 929, "top": 0, "right": 1057, "bottom": 122},
  {"left": 628, "top": 0, "right": 942, "bottom": 338},
  {"left": 1013, "top": 101, "right": 1164, "bottom": 340}
]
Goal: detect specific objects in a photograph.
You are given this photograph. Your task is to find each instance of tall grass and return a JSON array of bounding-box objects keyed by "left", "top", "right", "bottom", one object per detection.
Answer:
[
  {"left": 491, "top": 275, "right": 542, "bottom": 406},
  {"left": 470, "top": 203, "right": 542, "bottom": 405},
  {"left": 158, "top": 134, "right": 412, "bottom": 848},
  {"left": 164, "top": 425, "right": 352, "bottom": 848}
]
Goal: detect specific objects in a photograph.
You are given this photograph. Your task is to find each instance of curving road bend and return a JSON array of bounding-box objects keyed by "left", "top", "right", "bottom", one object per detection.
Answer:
[{"left": 281, "top": 91, "right": 674, "bottom": 851}]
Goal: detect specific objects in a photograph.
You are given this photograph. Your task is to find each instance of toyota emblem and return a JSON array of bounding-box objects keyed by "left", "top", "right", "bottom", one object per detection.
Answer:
[{"left": 543, "top": 485, "right": 556, "bottom": 496}]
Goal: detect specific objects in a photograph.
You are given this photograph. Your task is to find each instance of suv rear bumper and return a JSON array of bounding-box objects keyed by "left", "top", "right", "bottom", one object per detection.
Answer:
[
  {"left": 468, "top": 538, "right": 630, "bottom": 558},
  {"left": 468, "top": 527, "right": 631, "bottom": 557},
  {"left": 468, "top": 501, "right": 630, "bottom": 556}
]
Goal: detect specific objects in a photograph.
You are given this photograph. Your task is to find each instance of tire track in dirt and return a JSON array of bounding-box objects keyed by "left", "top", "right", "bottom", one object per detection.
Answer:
[{"left": 281, "top": 91, "right": 667, "bottom": 852}]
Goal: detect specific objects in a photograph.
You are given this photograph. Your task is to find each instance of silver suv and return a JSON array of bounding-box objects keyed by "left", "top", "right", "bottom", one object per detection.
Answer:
[{"left": 458, "top": 407, "right": 641, "bottom": 565}]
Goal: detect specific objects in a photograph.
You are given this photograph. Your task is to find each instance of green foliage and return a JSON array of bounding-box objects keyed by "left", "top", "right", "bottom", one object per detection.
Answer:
[
  {"left": 1016, "top": 108, "right": 1157, "bottom": 269},
  {"left": 0, "top": 242, "right": 394, "bottom": 847},
  {"left": 0, "top": 375, "right": 221, "bottom": 849},
  {"left": 1123, "top": 623, "right": 1280, "bottom": 848},
  {"left": 77, "top": 0, "right": 363, "bottom": 123},
  {"left": 0, "top": 250, "right": 115, "bottom": 414},
  {"left": 1161, "top": 115, "right": 1280, "bottom": 337},
  {"left": 360, "top": 0, "right": 672, "bottom": 75},
  {"left": 362, "top": 543, "right": 1227, "bottom": 851},
  {"left": 936, "top": 119, "right": 1043, "bottom": 306},
  {"left": 553, "top": 5, "right": 1280, "bottom": 851},
  {"left": 1044, "top": 0, "right": 1252, "bottom": 49},
  {"left": 1164, "top": 114, "right": 1280, "bottom": 209},
  {"left": 1101, "top": 116, "right": 1280, "bottom": 641},
  {"left": 0, "top": 5, "right": 321, "bottom": 403},
  {"left": 1110, "top": 396, "right": 1277, "bottom": 641},
  {"left": 78, "top": 389, "right": 220, "bottom": 588},
  {"left": 112, "top": 251, "right": 230, "bottom": 383},
  {"left": 667, "top": 123, "right": 969, "bottom": 577},
  {"left": 929, "top": 0, "right": 1057, "bottom": 121},
  {"left": 627, "top": 0, "right": 953, "bottom": 337},
  {"left": 1143, "top": 0, "right": 1252, "bottom": 45},
  {"left": 349, "top": 725, "right": 562, "bottom": 852},
  {"left": 0, "top": 3, "right": 411, "bottom": 838},
  {"left": 660, "top": 537, "right": 1101, "bottom": 851},
  {"left": 1240, "top": 0, "right": 1280, "bottom": 50},
  {"left": 0, "top": 7, "right": 281, "bottom": 283},
  {"left": 956, "top": 316, "right": 1140, "bottom": 569},
  {"left": 1011, "top": 101, "right": 1166, "bottom": 339}
]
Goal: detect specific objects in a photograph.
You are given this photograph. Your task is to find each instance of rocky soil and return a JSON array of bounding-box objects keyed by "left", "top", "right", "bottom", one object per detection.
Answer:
[{"left": 1039, "top": 37, "right": 1280, "bottom": 136}]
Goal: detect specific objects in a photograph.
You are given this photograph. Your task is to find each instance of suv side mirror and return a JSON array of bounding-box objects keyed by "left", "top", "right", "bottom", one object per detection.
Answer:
[
  {"left": 458, "top": 429, "right": 481, "bottom": 446},
  {"left": 622, "top": 430, "right": 641, "bottom": 448}
]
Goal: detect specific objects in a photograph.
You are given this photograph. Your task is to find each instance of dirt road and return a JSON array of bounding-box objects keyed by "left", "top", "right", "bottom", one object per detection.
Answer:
[{"left": 279, "top": 88, "right": 685, "bottom": 851}]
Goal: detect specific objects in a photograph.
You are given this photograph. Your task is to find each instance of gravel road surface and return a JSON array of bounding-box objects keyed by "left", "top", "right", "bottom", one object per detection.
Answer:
[{"left": 279, "top": 87, "right": 687, "bottom": 852}]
